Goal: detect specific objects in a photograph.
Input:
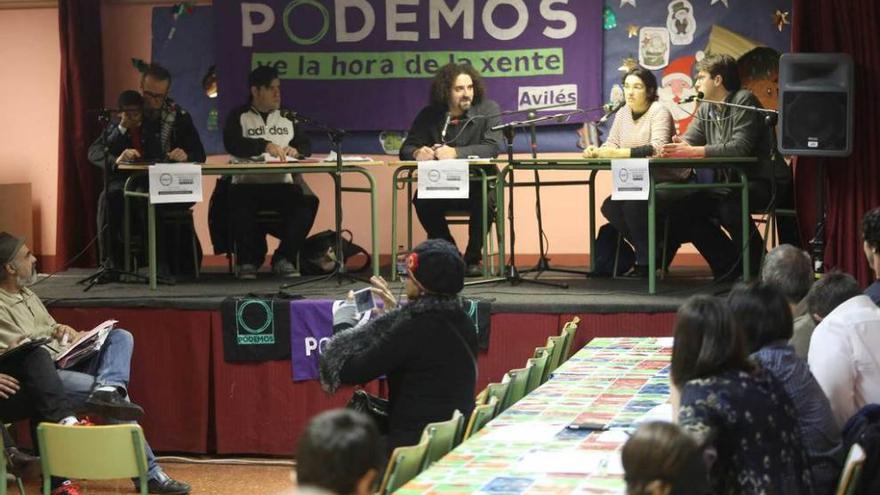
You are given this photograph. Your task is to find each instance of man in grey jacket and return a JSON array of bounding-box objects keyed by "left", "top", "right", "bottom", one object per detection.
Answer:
[{"left": 662, "top": 54, "right": 796, "bottom": 278}]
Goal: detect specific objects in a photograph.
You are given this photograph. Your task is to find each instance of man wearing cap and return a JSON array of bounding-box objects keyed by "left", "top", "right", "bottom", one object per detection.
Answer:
[
  {"left": 399, "top": 63, "right": 502, "bottom": 277},
  {"left": 321, "top": 239, "right": 478, "bottom": 453},
  {"left": 0, "top": 232, "right": 191, "bottom": 494}
]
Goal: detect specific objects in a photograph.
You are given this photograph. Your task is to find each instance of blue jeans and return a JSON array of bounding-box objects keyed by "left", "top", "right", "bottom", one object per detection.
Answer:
[{"left": 57, "top": 329, "right": 161, "bottom": 479}]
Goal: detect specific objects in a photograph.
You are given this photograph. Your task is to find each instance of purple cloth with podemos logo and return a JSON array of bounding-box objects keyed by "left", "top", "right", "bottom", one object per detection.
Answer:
[{"left": 289, "top": 299, "right": 334, "bottom": 381}]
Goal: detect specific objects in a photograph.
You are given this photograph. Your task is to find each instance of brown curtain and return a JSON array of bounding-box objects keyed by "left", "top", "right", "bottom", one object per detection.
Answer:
[
  {"left": 55, "top": 0, "right": 104, "bottom": 268},
  {"left": 792, "top": 0, "right": 880, "bottom": 286}
]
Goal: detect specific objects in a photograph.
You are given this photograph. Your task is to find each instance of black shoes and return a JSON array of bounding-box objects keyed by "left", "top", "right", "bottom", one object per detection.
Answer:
[
  {"left": 5, "top": 446, "right": 40, "bottom": 479},
  {"left": 622, "top": 265, "right": 649, "bottom": 278},
  {"left": 133, "top": 472, "right": 191, "bottom": 494},
  {"left": 84, "top": 389, "right": 144, "bottom": 421},
  {"left": 465, "top": 263, "right": 484, "bottom": 277}
]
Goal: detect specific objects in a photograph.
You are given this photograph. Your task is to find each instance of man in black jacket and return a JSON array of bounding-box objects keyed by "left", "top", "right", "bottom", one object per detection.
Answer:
[
  {"left": 661, "top": 54, "right": 796, "bottom": 279},
  {"left": 221, "top": 66, "right": 317, "bottom": 279},
  {"left": 88, "top": 64, "right": 206, "bottom": 278},
  {"left": 399, "top": 63, "right": 501, "bottom": 277}
]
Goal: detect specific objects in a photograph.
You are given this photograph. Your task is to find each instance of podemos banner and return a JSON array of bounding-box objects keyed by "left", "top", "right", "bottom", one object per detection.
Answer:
[{"left": 215, "top": 0, "right": 603, "bottom": 130}]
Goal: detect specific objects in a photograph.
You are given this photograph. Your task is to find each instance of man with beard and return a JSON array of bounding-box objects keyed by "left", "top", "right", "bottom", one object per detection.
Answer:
[
  {"left": 0, "top": 232, "right": 191, "bottom": 494},
  {"left": 399, "top": 63, "right": 501, "bottom": 277},
  {"left": 88, "top": 64, "right": 206, "bottom": 279}
]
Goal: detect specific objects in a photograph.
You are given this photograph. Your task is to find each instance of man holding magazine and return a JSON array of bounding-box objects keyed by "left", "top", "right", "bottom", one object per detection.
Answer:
[{"left": 0, "top": 232, "right": 190, "bottom": 494}]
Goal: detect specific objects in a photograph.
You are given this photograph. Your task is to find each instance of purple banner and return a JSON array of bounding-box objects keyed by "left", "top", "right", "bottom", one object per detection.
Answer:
[
  {"left": 214, "top": 0, "right": 603, "bottom": 130},
  {"left": 289, "top": 299, "right": 334, "bottom": 381}
]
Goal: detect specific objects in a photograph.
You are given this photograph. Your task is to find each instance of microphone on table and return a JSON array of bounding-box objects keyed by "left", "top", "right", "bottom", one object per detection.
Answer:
[{"left": 441, "top": 112, "right": 452, "bottom": 142}]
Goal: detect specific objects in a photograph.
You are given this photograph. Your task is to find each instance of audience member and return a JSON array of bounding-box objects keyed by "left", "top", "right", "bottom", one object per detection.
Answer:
[
  {"left": 862, "top": 207, "right": 880, "bottom": 305},
  {"left": 621, "top": 421, "right": 709, "bottom": 495},
  {"left": 760, "top": 244, "right": 816, "bottom": 357},
  {"left": 728, "top": 283, "right": 841, "bottom": 493},
  {"left": 294, "top": 409, "right": 383, "bottom": 495},
  {"left": 671, "top": 295, "right": 812, "bottom": 493},
  {"left": 806, "top": 272, "right": 880, "bottom": 429},
  {"left": 0, "top": 232, "right": 189, "bottom": 494},
  {"left": 320, "top": 239, "right": 478, "bottom": 453}
]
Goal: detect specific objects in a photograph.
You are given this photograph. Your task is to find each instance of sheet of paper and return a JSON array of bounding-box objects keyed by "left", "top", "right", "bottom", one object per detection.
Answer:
[
  {"left": 417, "top": 159, "right": 470, "bottom": 199},
  {"left": 514, "top": 450, "right": 615, "bottom": 474},
  {"left": 149, "top": 163, "right": 203, "bottom": 204},
  {"left": 480, "top": 424, "right": 563, "bottom": 443},
  {"left": 323, "top": 151, "right": 370, "bottom": 162},
  {"left": 611, "top": 158, "right": 650, "bottom": 200},
  {"left": 261, "top": 153, "right": 297, "bottom": 163}
]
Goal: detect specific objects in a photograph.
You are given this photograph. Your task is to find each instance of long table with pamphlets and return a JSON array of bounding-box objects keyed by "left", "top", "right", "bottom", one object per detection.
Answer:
[{"left": 399, "top": 337, "right": 673, "bottom": 495}]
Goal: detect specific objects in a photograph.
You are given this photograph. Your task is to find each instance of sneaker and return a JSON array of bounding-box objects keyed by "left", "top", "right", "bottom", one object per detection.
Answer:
[
  {"left": 51, "top": 481, "right": 83, "bottom": 495},
  {"left": 272, "top": 258, "right": 300, "bottom": 277},
  {"left": 237, "top": 264, "right": 258, "bottom": 280},
  {"left": 465, "top": 263, "right": 483, "bottom": 278},
  {"left": 84, "top": 389, "right": 144, "bottom": 421},
  {"left": 133, "top": 471, "right": 191, "bottom": 494}
]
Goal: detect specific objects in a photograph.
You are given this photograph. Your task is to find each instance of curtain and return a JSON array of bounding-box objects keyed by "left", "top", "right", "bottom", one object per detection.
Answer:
[
  {"left": 55, "top": 0, "right": 104, "bottom": 268},
  {"left": 792, "top": 0, "right": 880, "bottom": 285}
]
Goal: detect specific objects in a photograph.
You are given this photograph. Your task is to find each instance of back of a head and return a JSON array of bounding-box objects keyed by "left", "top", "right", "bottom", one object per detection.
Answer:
[
  {"left": 296, "top": 409, "right": 382, "bottom": 495},
  {"left": 409, "top": 239, "right": 466, "bottom": 295},
  {"left": 671, "top": 295, "right": 749, "bottom": 387},
  {"left": 622, "top": 422, "right": 707, "bottom": 495},
  {"left": 727, "top": 283, "right": 793, "bottom": 353},
  {"left": 117, "top": 90, "right": 144, "bottom": 109},
  {"left": 761, "top": 244, "right": 813, "bottom": 304},
  {"left": 806, "top": 271, "right": 862, "bottom": 320},
  {"left": 863, "top": 207, "right": 880, "bottom": 252}
]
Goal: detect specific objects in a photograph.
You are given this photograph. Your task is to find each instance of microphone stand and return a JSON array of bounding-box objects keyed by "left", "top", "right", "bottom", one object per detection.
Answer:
[
  {"left": 281, "top": 113, "right": 368, "bottom": 289},
  {"left": 468, "top": 111, "right": 582, "bottom": 288},
  {"left": 77, "top": 113, "right": 149, "bottom": 290}
]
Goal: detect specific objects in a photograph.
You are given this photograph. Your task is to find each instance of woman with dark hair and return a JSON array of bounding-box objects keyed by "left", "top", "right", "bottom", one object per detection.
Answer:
[
  {"left": 671, "top": 295, "right": 813, "bottom": 494},
  {"left": 587, "top": 67, "right": 690, "bottom": 277},
  {"left": 727, "top": 283, "right": 841, "bottom": 494},
  {"left": 622, "top": 421, "right": 708, "bottom": 495},
  {"left": 319, "top": 239, "right": 478, "bottom": 454}
]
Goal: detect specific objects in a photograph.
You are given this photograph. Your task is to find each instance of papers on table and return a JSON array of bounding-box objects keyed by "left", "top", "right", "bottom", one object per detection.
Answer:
[
  {"left": 611, "top": 158, "right": 650, "bottom": 200},
  {"left": 323, "top": 150, "right": 371, "bottom": 162},
  {"left": 479, "top": 423, "right": 563, "bottom": 443},
  {"left": 148, "top": 163, "right": 203, "bottom": 204},
  {"left": 261, "top": 153, "right": 298, "bottom": 163},
  {"left": 514, "top": 450, "right": 624, "bottom": 476},
  {"left": 417, "top": 159, "right": 470, "bottom": 199}
]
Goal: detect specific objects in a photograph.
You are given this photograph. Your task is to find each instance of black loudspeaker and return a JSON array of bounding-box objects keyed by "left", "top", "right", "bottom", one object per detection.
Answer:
[{"left": 778, "top": 53, "right": 853, "bottom": 157}]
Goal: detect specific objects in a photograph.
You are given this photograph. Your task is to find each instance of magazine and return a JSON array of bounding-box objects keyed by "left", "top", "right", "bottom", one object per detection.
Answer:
[{"left": 54, "top": 320, "right": 117, "bottom": 369}]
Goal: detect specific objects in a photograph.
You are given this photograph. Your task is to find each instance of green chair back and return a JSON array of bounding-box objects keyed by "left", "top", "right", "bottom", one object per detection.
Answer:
[
  {"left": 485, "top": 381, "right": 511, "bottom": 414},
  {"left": 545, "top": 335, "right": 566, "bottom": 375},
  {"left": 420, "top": 410, "right": 463, "bottom": 470},
  {"left": 502, "top": 366, "right": 532, "bottom": 410},
  {"left": 37, "top": 423, "right": 149, "bottom": 495},
  {"left": 835, "top": 443, "right": 865, "bottom": 495},
  {"left": 377, "top": 435, "right": 430, "bottom": 495},
  {"left": 463, "top": 396, "right": 498, "bottom": 440},
  {"left": 526, "top": 349, "right": 550, "bottom": 394},
  {"left": 559, "top": 317, "right": 581, "bottom": 363},
  {"left": 533, "top": 344, "right": 555, "bottom": 384}
]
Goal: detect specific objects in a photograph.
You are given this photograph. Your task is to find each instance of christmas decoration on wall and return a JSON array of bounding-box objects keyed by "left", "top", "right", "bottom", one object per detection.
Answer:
[
  {"left": 168, "top": 3, "right": 194, "bottom": 40},
  {"left": 658, "top": 55, "right": 698, "bottom": 134},
  {"left": 620, "top": 0, "right": 637, "bottom": 7},
  {"left": 773, "top": 9, "right": 790, "bottom": 32},
  {"left": 667, "top": 0, "right": 697, "bottom": 45},
  {"left": 710, "top": 0, "right": 729, "bottom": 7},
  {"left": 639, "top": 27, "right": 671, "bottom": 70},
  {"left": 618, "top": 55, "right": 639, "bottom": 72},
  {"left": 627, "top": 24, "right": 640, "bottom": 38},
  {"left": 603, "top": 7, "right": 618, "bottom": 30}
]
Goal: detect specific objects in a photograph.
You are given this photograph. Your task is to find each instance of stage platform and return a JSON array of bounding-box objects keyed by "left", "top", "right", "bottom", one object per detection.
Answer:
[{"left": 33, "top": 266, "right": 730, "bottom": 456}]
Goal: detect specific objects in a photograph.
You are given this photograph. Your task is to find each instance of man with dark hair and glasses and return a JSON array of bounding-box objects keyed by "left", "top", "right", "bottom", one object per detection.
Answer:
[{"left": 399, "top": 63, "right": 502, "bottom": 277}]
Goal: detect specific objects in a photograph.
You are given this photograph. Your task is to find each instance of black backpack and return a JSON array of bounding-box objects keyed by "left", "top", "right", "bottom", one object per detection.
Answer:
[{"left": 300, "top": 229, "right": 371, "bottom": 275}]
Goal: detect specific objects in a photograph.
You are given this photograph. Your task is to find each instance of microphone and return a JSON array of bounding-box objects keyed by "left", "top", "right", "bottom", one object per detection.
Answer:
[
  {"left": 280, "top": 108, "right": 298, "bottom": 121},
  {"left": 681, "top": 91, "right": 704, "bottom": 104},
  {"left": 440, "top": 112, "right": 452, "bottom": 142},
  {"left": 598, "top": 100, "right": 625, "bottom": 124}
]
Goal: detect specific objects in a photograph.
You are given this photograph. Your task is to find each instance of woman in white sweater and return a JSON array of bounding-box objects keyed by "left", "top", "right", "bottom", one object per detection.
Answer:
[{"left": 585, "top": 67, "right": 689, "bottom": 277}]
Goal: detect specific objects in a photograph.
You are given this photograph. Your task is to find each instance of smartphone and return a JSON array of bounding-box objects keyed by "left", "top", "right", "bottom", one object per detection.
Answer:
[{"left": 353, "top": 287, "right": 376, "bottom": 314}]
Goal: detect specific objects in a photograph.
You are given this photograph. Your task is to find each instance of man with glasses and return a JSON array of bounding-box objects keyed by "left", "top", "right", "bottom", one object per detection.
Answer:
[
  {"left": 399, "top": 63, "right": 502, "bottom": 277},
  {"left": 89, "top": 64, "right": 206, "bottom": 279}
]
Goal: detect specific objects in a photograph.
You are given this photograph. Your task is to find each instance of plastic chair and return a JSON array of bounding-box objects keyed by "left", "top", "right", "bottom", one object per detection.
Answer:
[
  {"left": 462, "top": 396, "right": 499, "bottom": 440},
  {"left": 545, "top": 335, "right": 566, "bottom": 375},
  {"left": 835, "top": 443, "right": 865, "bottom": 495},
  {"left": 484, "top": 381, "right": 511, "bottom": 415},
  {"left": 502, "top": 366, "right": 532, "bottom": 411},
  {"left": 559, "top": 316, "right": 581, "bottom": 363},
  {"left": 419, "top": 410, "right": 463, "bottom": 470},
  {"left": 377, "top": 435, "right": 430, "bottom": 495},
  {"left": 534, "top": 343, "right": 556, "bottom": 384},
  {"left": 37, "top": 423, "right": 149, "bottom": 495},
  {"left": 526, "top": 348, "right": 550, "bottom": 394},
  {"left": 0, "top": 424, "right": 26, "bottom": 495}
]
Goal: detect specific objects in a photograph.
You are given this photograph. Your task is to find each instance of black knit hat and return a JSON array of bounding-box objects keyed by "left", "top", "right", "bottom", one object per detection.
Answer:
[
  {"left": 407, "top": 239, "right": 465, "bottom": 295},
  {"left": 0, "top": 232, "right": 24, "bottom": 266}
]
